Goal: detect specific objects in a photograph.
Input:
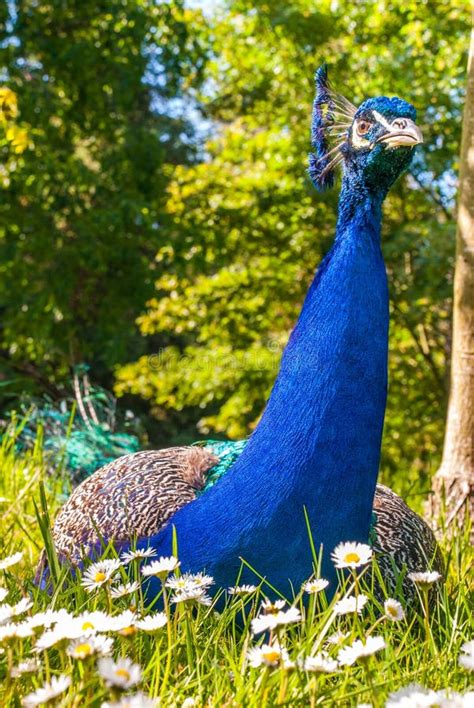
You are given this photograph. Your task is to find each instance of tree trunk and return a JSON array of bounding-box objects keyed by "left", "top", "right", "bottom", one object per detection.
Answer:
[{"left": 429, "top": 18, "right": 474, "bottom": 536}]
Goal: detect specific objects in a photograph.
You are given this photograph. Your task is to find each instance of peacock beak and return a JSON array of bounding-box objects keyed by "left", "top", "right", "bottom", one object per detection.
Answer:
[{"left": 376, "top": 118, "right": 423, "bottom": 148}]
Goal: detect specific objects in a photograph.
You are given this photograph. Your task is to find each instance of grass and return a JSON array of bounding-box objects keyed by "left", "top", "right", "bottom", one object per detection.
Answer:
[{"left": 0, "top": 424, "right": 472, "bottom": 707}]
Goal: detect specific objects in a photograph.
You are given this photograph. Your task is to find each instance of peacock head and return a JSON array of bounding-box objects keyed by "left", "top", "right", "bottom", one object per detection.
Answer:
[{"left": 308, "top": 65, "right": 423, "bottom": 195}]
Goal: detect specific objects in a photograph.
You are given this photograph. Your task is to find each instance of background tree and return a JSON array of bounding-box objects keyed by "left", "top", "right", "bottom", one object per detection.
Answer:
[
  {"left": 430, "top": 18, "right": 474, "bottom": 531},
  {"left": 0, "top": 0, "right": 207, "bottom": 400}
]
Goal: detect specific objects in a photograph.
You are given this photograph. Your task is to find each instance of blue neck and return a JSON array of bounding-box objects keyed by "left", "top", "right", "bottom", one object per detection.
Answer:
[{"left": 136, "top": 178, "right": 390, "bottom": 598}]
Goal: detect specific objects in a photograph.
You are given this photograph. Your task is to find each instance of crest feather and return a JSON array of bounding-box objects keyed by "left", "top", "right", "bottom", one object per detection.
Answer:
[{"left": 308, "top": 64, "right": 356, "bottom": 191}]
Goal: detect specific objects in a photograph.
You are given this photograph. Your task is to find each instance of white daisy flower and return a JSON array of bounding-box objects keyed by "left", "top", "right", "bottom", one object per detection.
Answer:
[
  {"left": 0, "top": 588, "right": 8, "bottom": 602},
  {"left": 164, "top": 571, "right": 212, "bottom": 590},
  {"left": 141, "top": 556, "right": 181, "bottom": 579},
  {"left": 165, "top": 576, "right": 195, "bottom": 593},
  {"left": 35, "top": 611, "right": 109, "bottom": 649},
  {"left": 331, "top": 541, "right": 372, "bottom": 570},
  {"left": 247, "top": 643, "right": 289, "bottom": 668},
  {"left": 408, "top": 571, "right": 442, "bottom": 588},
  {"left": 0, "top": 622, "right": 34, "bottom": 641},
  {"left": 102, "top": 694, "right": 158, "bottom": 708},
  {"left": 98, "top": 656, "right": 142, "bottom": 689},
  {"left": 111, "top": 581, "right": 140, "bottom": 598},
  {"left": 251, "top": 614, "right": 279, "bottom": 634},
  {"left": 333, "top": 594, "right": 368, "bottom": 615},
  {"left": 12, "top": 598, "right": 33, "bottom": 616},
  {"left": 386, "top": 683, "right": 441, "bottom": 707},
  {"left": 135, "top": 612, "right": 167, "bottom": 632},
  {"left": 0, "top": 604, "right": 13, "bottom": 625},
  {"left": 71, "top": 611, "right": 111, "bottom": 635},
  {"left": 228, "top": 584, "right": 258, "bottom": 595},
  {"left": 384, "top": 598, "right": 405, "bottom": 622},
  {"left": 171, "top": 588, "right": 212, "bottom": 606},
  {"left": 0, "top": 598, "right": 33, "bottom": 625},
  {"left": 121, "top": 547, "right": 157, "bottom": 563},
  {"left": 67, "top": 634, "right": 113, "bottom": 659},
  {"left": 35, "top": 628, "right": 67, "bottom": 650},
  {"left": 260, "top": 598, "right": 286, "bottom": 614},
  {"left": 436, "top": 689, "right": 474, "bottom": 708},
  {"left": 11, "top": 621, "right": 34, "bottom": 638},
  {"left": 326, "top": 630, "right": 350, "bottom": 646},
  {"left": 25, "top": 608, "right": 72, "bottom": 630},
  {"left": 106, "top": 610, "right": 138, "bottom": 635},
  {"left": 302, "top": 578, "right": 329, "bottom": 594},
  {"left": 275, "top": 606, "right": 301, "bottom": 625},
  {"left": 337, "top": 636, "right": 386, "bottom": 666},
  {"left": 10, "top": 659, "right": 40, "bottom": 677},
  {"left": 0, "top": 551, "right": 23, "bottom": 571},
  {"left": 252, "top": 606, "right": 302, "bottom": 634},
  {"left": 458, "top": 640, "right": 474, "bottom": 671},
  {"left": 187, "top": 572, "right": 214, "bottom": 589},
  {"left": 22, "top": 674, "right": 71, "bottom": 707},
  {"left": 297, "top": 653, "right": 339, "bottom": 673},
  {"left": 182, "top": 699, "right": 197, "bottom": 707},
  {"left": 81, "top": 559, "right": 121, "bottom": 592}
]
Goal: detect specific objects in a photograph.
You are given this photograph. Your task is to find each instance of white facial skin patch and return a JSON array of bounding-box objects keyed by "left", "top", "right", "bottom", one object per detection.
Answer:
[
  {"left": 371, "top": 110, "right": 392, "bottom": 131},
  {"left": 351, "top": 127, "right": 370, "bottom": 149}
]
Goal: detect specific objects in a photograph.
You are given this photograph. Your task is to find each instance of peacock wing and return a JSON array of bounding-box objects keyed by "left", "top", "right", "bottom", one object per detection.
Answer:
[
  {"left": 51, "top": 446, "right": 218, "bottom": 563},
  {"left": 371, "top": 484, "right": 444, "bottom": 600}
]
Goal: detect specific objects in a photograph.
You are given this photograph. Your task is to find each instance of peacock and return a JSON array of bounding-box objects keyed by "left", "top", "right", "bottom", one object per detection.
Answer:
[{"left": 39, "top": 66, "right": 442, "bottom": 601}]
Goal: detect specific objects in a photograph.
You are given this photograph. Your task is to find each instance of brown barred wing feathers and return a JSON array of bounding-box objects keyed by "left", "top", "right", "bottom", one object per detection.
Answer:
[
  {"left": 51, "top": 447, "right": 218, "bottom": 563},
  {"left": 372, "top": 484, "right": 444, "bottom": 600}
]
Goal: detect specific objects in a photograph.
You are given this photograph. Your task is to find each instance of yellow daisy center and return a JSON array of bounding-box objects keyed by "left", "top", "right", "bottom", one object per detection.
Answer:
[
  {"left": 94, "top": 571, "right": 107, "bottom": 583},
  {"left": 115, "top": 668, "right": 131, "bottom": 680},
  {"left": 74, "top": 643, "right": 93, "bottom": 657},
  {"left": 344, "top": 552, "right": 361, "bottom": 564},
  {"left": 81, "top": 621, "right": 94, "bottom": 630},
  {"left": 120, "top": 626, "right": 137, "bottom": 637},
  {"left": 387, "top": 606, "right": 398, "bottom": 617},
  {"left": 263, "top": 650, "right": 280, "bottom": 663}
]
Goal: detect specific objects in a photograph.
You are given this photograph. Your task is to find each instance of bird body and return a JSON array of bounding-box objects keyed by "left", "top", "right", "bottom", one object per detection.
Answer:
[
  {"left": 47, "top": 441, "right": 442, "bottom": 601},
  {"left": 41, "top": 67, "right": 440, "bottom": 599},
  {"left": 129, "top": 183, "right": 389, "bottom": 594}
]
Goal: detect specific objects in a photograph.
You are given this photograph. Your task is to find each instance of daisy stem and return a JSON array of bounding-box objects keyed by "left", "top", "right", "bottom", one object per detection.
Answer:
[
  {"left": 368, "top": 616, "right": 385, "bottom": 634},
  {"left": 277, "top": 666, "right": 289, "bottom": 704},
  {"left": 184, "top": 605, "right": 194, "bottom": 667},
  {"left": 309, "top": 676, "right": 317, "bottom": 708},
  {"left": 43, "top": 648, "right": 51, "bottom": 682},
  {"left": 104, "top": 585, "right": 112, "bottom": 614},
  {"left": 160, "top": 586, "right": 173, "bottom": 696},
  {"left": 363, "top": 659, "right": 379, "bottom": 708},
  {"left": 151, "top": 638, "right": 162, "bottom": 698},
  {"left": 308, "top": 593, "right": 316, "bottom": 625},
  {"left": 420, "top": 589, "right": 437, "bottom": 656},
  {"left": 5, "top": 645, "right": 13, "bottom": 691},
  {"left": 259, "top": 667, "right": 270, "bottom": 705},
  {"left": 351, "top": 570, "right": 364, "bottom": 639},
  {"left": 137, "top": 562, "right": 145, "bottom": 615}
]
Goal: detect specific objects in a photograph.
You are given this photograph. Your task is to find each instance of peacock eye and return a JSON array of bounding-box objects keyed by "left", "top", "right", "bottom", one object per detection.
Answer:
[{"left": 356, "top": 120, "right": 372, "bottom": 137}]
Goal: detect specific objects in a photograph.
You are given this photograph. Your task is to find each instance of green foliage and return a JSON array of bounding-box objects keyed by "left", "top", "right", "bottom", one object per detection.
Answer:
[
  {"left": 0, "top": 0, "right": 208, "bottom": 395},
  {"left": 115, "top": 0, "right": 470, "bottom": 503}
]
